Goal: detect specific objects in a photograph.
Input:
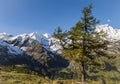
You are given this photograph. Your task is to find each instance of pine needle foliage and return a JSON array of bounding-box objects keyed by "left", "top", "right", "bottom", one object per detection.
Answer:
[{"left": 53, "top": 4, "right": 110, "bottom": 82}]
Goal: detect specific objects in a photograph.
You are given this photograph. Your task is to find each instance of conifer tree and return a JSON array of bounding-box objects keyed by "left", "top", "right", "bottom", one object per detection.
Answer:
[{"left": 53, "top": 4, "right": 109, "bottom": 82}]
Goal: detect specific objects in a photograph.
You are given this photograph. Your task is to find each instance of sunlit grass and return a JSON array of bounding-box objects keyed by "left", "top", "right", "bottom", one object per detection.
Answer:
[
  {"left": 0, "top": 71, "right": 120, "bottom": 84},
  {"left": 0, "top": 66, "right": 120, "bottom": 84},
  {"left": 0, "top": 71, "right": 51, "bottom": 84}
]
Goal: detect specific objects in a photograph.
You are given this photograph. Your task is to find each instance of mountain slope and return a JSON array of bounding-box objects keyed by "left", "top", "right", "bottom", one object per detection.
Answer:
[
  {"left": 95, "top": 24, "right": 120, "bottom": 41},
  {"left": 0, "top": 24, "right": 120, "bottom": 77},
  {"left": 0, "top": 33, "right": 68, "bottom": 77},
  {"left": 0, "top": 39, "right": 23, "bottom": 55}
]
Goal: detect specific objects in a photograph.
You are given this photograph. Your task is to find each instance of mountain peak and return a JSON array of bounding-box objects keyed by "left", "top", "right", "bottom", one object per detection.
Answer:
[
  {"left": 43, "top": 33, "right": 51, "bottom": 38},
  {"left": 29, "top": 32, "right": 46, "bottom": 41},
  {"left": 0, "top": 32, "right": 7, "bottom": 35},
  {"left": 29, "top": 32, "right": 41, "bottom": 37},
  {"left": 95, "top": 24, "right": 120, "bottom": 41}
]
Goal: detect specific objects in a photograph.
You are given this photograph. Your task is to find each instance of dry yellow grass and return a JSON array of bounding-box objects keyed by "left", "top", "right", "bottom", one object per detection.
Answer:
[{"left": 0, "top": 71, "right": 120, "bottom": 84}]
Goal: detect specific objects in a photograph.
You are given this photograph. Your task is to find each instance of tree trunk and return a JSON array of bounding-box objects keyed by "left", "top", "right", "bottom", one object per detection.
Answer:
[{"left": 81, "top": 62, "right": 85, "bottom": 82}]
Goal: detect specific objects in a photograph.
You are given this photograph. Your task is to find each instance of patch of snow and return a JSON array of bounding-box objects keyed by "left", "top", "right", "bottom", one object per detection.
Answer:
[
  {"left": 28, "top": 32, "right": 50, "bottom": 49},
  {"left": 0, "top": 40, "right": 23, "bottom": 55},
  {"left": 43, "top": 33, "right": 51, "bottom": 39}
]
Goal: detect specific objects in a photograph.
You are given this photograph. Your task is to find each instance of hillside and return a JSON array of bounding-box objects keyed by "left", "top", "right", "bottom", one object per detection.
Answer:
[
  {"left": 0, "top": 33, "right": 68, "bottom": 78},
  {"left": 0, "top": 24, "right": 120, "bottom": 83}
]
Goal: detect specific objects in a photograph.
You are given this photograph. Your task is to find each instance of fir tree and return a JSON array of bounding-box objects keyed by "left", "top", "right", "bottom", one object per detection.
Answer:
[{"left": 53, "top": 4, "right": 109, "bottom": 82}]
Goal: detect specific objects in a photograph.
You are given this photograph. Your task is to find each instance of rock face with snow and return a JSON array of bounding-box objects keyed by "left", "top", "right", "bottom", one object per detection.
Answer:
[
  {"left": 1, "top": 24, "right": 120, "bottom": 55},
  {"left": 95, "top": 24, "right": 120, "bottom": 54},
  {"left": 0, "top": 39, "right": 29, "bottom": 65},
  {"left": 0, "top": 32, "right": 61, "bottom": 53},
  {"left": 95, "top": 24, "right": 120, "bottom": 41},
  {"left": 0, "top": 40, "right": 23, "bottom": 55},
  {"left": 0, "top": 32, "right": 68, "bottom": 75}
]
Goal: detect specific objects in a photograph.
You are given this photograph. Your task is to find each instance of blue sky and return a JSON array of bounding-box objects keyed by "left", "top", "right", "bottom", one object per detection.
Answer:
[{"left": 0, "top": 0, "right": 120, "bottom": 35}]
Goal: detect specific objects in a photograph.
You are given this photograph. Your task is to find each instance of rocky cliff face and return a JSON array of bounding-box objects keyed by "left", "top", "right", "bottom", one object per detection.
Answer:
[{"left": 0, "top": 33, "right": 68, "bottom": 77}]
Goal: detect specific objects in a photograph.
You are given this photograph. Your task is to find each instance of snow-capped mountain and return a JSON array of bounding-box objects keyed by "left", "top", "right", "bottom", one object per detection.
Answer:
[
  {"left": 0, "top": 32, "right": 68, "bottom": 70},
  {"left": 0, "top": 33, "right": 24, "bottom": 55},
  {"left": 0, "top": 24, "right": 120, "bottom": 75},
  {"left": 29, "top": 32, "right": 50, "bottom": 49},
  {"left": 95, "top": 24, "right": 120, "bottom": 41},
  {"left": 0, "top": 39, "right": 23, "bottom": 55},
  {"left": 0, "top": 24, "right": 120, "bottom": 72},
  {"left": 0, "top": 32, "right": 61, "bottom": 53},
  {"left": 0, "top": 24, "right": 120, "bottom": 55}
]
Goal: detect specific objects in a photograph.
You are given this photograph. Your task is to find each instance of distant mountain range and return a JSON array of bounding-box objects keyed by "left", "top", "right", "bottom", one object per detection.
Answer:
[
  {"left": 0, "top": 24, "right": 120, "bottom": 54},
  {"left": 0, "top": 24, "right": 120, "bottom": 76},
  {"left": 0, "top": 24, "right": 120, "bottom": 57},
  {"left": 0, "top": 32, "right": 68, "bottom": 76},
  {"left": 0, "top": 32, "right": 61, "bottom": 54}
]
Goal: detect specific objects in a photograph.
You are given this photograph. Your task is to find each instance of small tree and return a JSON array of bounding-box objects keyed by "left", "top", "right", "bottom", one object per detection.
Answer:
[{"left": 53, "top": 4, "right": 109, "bottom": 82}]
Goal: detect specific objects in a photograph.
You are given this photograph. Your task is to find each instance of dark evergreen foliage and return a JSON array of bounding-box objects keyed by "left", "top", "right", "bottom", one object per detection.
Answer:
[{"left": 53, "top": 4, "right": 110, "bottom": 82}]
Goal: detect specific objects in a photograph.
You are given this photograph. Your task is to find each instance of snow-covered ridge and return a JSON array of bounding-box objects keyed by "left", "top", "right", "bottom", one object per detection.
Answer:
[
  {"left": 95, "top": 24, "right": 120, "bottom": 41},
  {"left": 0, "top": 39, "right": 23, "bottom": 55},
  {"left": 29, "top": 32, "right": 50, "bottom": 49},
  {"left": 0, "top": 32, "right": 52, "bottom": 52},
  {"left": 0, "top": 24, "right": 120, "bottom": 54}
]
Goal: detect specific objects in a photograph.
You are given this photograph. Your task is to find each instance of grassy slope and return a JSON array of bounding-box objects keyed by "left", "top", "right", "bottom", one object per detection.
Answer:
[
  {"left": 0, "top": 55, "right": 120, "bottom": 84},
  {"left": 0, "top": 71, "right": 53, "bottom": 84},
  {"left": 0, "top": 70, "right": 120, "bottom": 84}
]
